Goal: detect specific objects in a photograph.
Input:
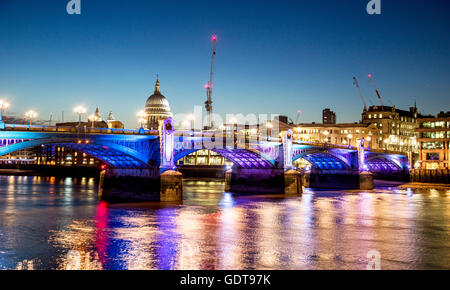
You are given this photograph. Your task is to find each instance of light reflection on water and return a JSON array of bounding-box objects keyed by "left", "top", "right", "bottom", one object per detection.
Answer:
[{"left": 0, "top": 175, "right": 450, "bottom": 270}]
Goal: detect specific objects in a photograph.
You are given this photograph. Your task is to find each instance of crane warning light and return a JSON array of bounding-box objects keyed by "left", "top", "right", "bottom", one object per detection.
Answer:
[
  {"left": 205, "top": 84, "right": 209, "bottom": 89},
  {"left": 212, "top": 35, "right": 217, "bottom": 41},
  {"left": 368, "top": 74, "right": 372, "bottom": 78}
]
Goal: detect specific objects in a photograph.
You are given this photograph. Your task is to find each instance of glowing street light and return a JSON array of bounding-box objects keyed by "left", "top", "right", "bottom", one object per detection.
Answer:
[
  {"left": 73, "top": 105, "right": 87, "bottom": 127},
  {"left": 266, "top": 122, "right": 273, "bottom": 141},
  {"left": 25, "top": 110, "right": 37, "bottom": 125},
  {"left": 365, "top": 136, "right": 372, "bottom": 149},
  {"left": 137, "top": 110, "right": 146, "bottom": 128},
  {"left": 88, "top": 114, "right": 96, "bottom": 128},
  {"left": 182, "top": 120, "right": 190, "bottom": 128},
  {"left": 0, "top": 100, "right": 9, "bottom": 121},
  {"left": 384, "top": 138, "right": 389, "bottom": 150},
  {"left": 186, "top": 113, "right": 195, "bottom": 132},
  {"left": 347, "top": 134, "right": 353, "bottom": 146}
]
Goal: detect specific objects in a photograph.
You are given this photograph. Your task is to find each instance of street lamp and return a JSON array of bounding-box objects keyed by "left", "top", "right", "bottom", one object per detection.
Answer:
[
  {"left": 266, "top": 122, "right": 273, "bottom": 141},
  {"left": 347, "top": 134, "right": 353, "bottom": 146},
  {"left": 187, "top": 114, "right": 195, "bottom": 129},
  {"left": 366, "top": 136, "right": 372, "bottom": 148},
  {"left": 0, "top": 100, "right": 9, "bottom": 122},
  {"left": 88, "top": 114, "right": 96, "bottom": 128},
  {"left": 137, "top": 110, "right": 146, "bottom": 129},
  {"left": 384, "top": 138, "right": 389, "bottom": 150},
  {"left": 25, "top": 110, "right": 37, "bottom": 125},
  {"left": 323, "top": 131, "right": 329, "bottom": 143},
  {"left": 73, "top": 106, "right": 87, "bottom": 127},
  {"left": 296, "top": 127, "right": 301, "bottom": 141}
]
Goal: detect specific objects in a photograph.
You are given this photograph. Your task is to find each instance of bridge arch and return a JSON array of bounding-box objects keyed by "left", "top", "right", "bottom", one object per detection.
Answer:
[
  {"left": 365, "top": 155, "right": 403, "bottom": 174},
  {"left": 0, "top": 138, "right": 152, "bottom": 168},
  {"left": 174, "top": 148, "right": 274, "bottom": 169},
  {"left": 293, "top": 151, "right": 351, "bottom": 170}
]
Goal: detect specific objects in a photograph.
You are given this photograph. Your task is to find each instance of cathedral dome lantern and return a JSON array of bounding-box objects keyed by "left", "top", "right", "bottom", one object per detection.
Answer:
[{"left": 144, "top": 75, "right": 173, "bottom": 130}]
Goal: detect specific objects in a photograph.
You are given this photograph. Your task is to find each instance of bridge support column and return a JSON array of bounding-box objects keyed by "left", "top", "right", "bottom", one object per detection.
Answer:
[
  {"left": 160, "top": 170, "right": 183, "bottom": 202},
  {"left": 158, "top": 118, "right": 183, "bottom": 202},
  {"left": 224, "top": 168, "right": 302, "bottom": 195},
  {"left": 284, "top": 169, "right": 302, "bottom": 195},
  {"left": 304, "top": 169, "right": 361, "bottom": 189},
  {"left": 98, "top": 168, "right": 183, "bottom": 202},
  {"left": 359, "top": 171, "right": 374, "bottom": 190},
  {"left": 99, "top": 168, "right": 161, "bottom": 201}
]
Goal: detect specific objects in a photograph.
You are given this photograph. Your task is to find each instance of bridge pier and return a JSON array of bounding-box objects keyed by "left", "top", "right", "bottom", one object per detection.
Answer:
[
  {"left": 225, "top": 168, "right": 302, "bottom": 195},
  {"left": 359, "top": 171, "right": 374, "bottom": 190},
  {"left": 303, "top": 169, "right": 374, "bottom": 190},
  {"left": 160, "top": 170, "right": 183, "bottom": 202},
  {"left": 98, "top": 168, "right": 183, "bottom": 202}
]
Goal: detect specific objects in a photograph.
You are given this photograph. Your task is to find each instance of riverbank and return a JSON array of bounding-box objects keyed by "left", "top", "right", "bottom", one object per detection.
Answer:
[
  {"left": 397, "top": 182, "right": 450, "bottom": 189},
  {"left": 0, "top": 166, "right": 100, "bottom": 177}
]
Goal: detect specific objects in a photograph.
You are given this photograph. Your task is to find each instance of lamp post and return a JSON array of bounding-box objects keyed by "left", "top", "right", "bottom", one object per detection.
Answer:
[
  {"left": 229, "top": 118, "right": 238, "bottom": 146},
  {"left": 73, "top": 106, "right": 86, "bottom": 127},
  {"left": 296, "top": 127, "right": 301, "bottom": 141},
  {"left": 137, "top": 110, "right": 146, "bottom": 129},
  {"left": 347, "top": 134, "right": 353, "bottom": 147},
  {"left": 187, "top": 114, "right": 195, "bottom": 132},
  {"left": 366, "top": 136, "right": 372, "bottom": 149},
  {"left": 25, "top": 110, "right": 37, "bottom": 126},
  {"left": 323, "top": 131, "right": 329, "bottom": 143},
  {"left": 0, "top": 100, "right": 9, "bottom": 122},
  {"left": 88, "top": 114, "right": 96, "bottom": 128},
  {"left": 266, "top": 122, "right": 273, "bottom": 141}
]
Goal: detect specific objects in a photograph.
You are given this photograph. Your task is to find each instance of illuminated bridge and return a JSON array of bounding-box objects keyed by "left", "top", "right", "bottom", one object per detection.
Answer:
[{"left": 0, "top": 119, "right": 410, "bottom": 201}]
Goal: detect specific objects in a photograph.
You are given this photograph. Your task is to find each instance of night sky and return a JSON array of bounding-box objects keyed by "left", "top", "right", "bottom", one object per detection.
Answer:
[{"left": 0, "top": 0, "right": 449, "bottom": 127}]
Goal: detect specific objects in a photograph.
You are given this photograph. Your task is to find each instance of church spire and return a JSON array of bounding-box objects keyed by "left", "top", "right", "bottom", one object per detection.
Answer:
[
  {"left": 154, "top": 74, "right": 161, "bottom": 94},
  {"left": 107, "top": 110, "right": 115, "bottom": 121}
]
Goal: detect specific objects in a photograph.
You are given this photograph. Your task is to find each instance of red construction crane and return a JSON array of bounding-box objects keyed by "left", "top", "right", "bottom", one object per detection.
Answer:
[
  {"left": 368, "top": 74, "right": 384, "bottom": 107},
  {"left": 204, "top": 35, "right": 217, "bottom": 130},
  {"left": 353, "top": 76, "right": 367, "bottom": 111}
]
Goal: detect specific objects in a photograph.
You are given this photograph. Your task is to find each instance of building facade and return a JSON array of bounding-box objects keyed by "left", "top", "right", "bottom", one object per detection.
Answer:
[
  {"left": 35, "top": 145, "right": 101, "bottom": 167},
  {"left": 105, "top": 110, "right": 124, "bottom": 129},
  {"left": 322, "top": 108, "right": 336, "bottom": 124},
  {"left": 416, "top": 112, "right": 450, "bottom": 169},
  {"left": 293, "top": 123, "right": 382, "bottom": 149},
  {"left": 361, "top": 105, "right": 419, "bottom": 153}
]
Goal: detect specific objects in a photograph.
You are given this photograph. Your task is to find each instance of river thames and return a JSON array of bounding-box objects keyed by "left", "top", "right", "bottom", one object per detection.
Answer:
[{"left": 0, "top": 175, "right": 449, "bottom": 270}]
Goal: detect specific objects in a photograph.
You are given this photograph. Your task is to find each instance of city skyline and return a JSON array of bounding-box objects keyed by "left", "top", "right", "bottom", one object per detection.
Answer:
[
  {"left": 1, "top": 0, "right": 450, "bottom": 273},
  {"left": 1, "top": 0, "right": 450, "bottom": 128}
]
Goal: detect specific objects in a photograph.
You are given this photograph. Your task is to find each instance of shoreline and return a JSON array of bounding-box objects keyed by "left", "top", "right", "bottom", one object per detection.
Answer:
[
  {"left": 397, "top": 182, "right": 450, "bottom": 189},
  {"left": 1, "top": 169, "right": 449, "bottom": 189}
]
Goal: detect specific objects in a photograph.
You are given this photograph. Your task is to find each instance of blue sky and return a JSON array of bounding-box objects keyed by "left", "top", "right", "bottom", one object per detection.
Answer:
[{"left": 0, "top": 0, "right": 449, "bottom": 127}]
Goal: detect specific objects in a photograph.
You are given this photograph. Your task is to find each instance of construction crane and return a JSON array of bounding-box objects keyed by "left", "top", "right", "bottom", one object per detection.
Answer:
[
  {"left": 353, "top": 76, "right": 367, "bottom": 111},
  {"left": 295, "top": 110, "right": 302, "bottom": 124},
  {"left": 204, "top": 35, "right": 217, "bottom": 130},
  {"left": 368, "top": 74, "right": 384, "bottom": 107}
]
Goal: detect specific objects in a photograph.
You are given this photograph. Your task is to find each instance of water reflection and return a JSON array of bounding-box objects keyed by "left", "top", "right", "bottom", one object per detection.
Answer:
[{"left": 0, "top": 176, "right": 450, "bottom": 269}]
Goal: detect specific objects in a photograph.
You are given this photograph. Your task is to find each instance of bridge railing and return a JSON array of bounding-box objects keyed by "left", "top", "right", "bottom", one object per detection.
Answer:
[{"left": 3, "top": 124, "right": 159, "bottom": 136}]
